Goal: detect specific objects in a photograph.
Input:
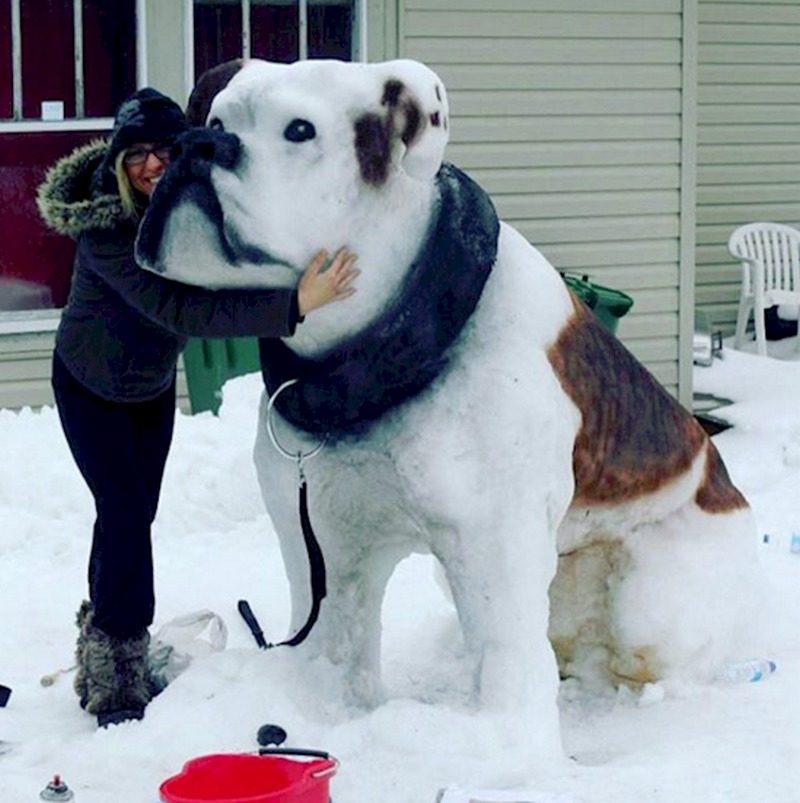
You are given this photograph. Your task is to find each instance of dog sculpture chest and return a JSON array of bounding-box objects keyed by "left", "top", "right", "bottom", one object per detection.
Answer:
[{"left": 138, "top": 58, "right": 762, "bottom": 760}]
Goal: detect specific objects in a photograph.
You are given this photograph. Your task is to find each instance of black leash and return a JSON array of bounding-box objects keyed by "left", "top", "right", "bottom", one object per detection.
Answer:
[
  {"left": 286, "top": 473, "right": 327, "bottom": 646},
  {"left": 238, "top": 382, "right": 328, "bottom": 650},
  {"left": 237, "top": 599, "right": 267, "bottom": 649}
]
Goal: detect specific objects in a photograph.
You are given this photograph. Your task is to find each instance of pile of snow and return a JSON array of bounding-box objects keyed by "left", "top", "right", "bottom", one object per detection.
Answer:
[{"left": 1, "top": 344, "right": 798, "bottom": 802}]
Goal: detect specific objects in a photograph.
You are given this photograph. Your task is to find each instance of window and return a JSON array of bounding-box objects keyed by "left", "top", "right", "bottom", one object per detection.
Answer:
[
  {"left": 0, "top": 0, "right": 136, "bottom": 313},
  {"left": 193, "top": 0, "right": 359, "bottom": 81},
  {"left": 1, "top": 0, "right": 136, "bottom": 122}
]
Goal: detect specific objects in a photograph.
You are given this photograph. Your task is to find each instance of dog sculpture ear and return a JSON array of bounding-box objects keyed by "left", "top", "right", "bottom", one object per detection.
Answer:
[
  {"left": 355, "top": 59, "right": 450, "bottom": 186},
  {"left": 388, "top": 59, "right": 450, "bottom": 181},
  {"left": 186, "top": 58, "right": 245, "bottom": 125}
]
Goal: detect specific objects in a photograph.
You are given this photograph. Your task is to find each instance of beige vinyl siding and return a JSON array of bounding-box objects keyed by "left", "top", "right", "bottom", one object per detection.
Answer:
[
  {"left": 0, "top": 330, "right": 58, "bottom": 411},
  {"left": 0, "top": 324, "right": 191, "bottom": 413},
  {"left": 696, "top": 0, "right": 800, "bottom": 334},
  {"left": 400, "top": 0, "right": 691, "bottom": 396}
]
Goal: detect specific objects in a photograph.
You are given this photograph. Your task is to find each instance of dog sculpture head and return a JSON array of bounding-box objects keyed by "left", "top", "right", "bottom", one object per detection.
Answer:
[{"left": 136, "top": 59, "right": 450, "bottom": 297}]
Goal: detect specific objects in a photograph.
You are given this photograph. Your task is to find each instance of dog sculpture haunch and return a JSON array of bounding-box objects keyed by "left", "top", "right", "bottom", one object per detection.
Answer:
[{"left": 137, "top": 58, "right": 763, "bottom": 760}]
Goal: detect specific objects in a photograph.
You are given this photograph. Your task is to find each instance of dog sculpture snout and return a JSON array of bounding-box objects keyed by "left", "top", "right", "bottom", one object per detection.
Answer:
[
  {"left": 172, "top": 126, "right": 242, "bottom": 172},
  {"left": 136, "top": 126, "right": 243, "bottom": 271}
]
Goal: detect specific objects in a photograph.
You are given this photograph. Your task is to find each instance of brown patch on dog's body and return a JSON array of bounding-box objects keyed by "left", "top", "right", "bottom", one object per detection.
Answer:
[
  {"left": 609, "top": 646, "right": 661, "bottom": 686},
  {"left": 549, "top": 539, "right": 662, "bottom": 687},
  {"left": 695, "top": 440, "right": 748, "bottom": 512},
  {"left": 548, "top": 296, "right": 746, "bottom": 512}
]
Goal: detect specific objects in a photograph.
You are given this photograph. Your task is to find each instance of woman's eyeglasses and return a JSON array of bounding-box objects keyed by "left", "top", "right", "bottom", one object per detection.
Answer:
[{"left": 123, "top": 144, "right": 173, "bottom": 166}]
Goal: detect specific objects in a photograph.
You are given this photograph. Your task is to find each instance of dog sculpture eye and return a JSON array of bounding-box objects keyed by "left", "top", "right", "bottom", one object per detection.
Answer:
[{"left": 283, "top": 119, "right": 316, "bottom": 143}]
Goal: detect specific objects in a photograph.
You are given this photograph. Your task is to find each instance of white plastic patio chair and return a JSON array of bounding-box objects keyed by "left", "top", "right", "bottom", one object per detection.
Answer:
[{"left": 728, "top": 222, "right": 800, "bottom": 356}]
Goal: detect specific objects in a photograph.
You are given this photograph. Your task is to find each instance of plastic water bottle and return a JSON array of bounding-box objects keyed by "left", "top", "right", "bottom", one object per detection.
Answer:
[
  {"left": 762, "top": 533, "right": 800, "bottom": 554},
  {"left": 718, "top": 658, "right": 777, "bottom": 684}
]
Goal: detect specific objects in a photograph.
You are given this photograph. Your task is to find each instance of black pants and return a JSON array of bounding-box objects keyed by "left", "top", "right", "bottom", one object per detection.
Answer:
[{"left": 52, "top": 354, "right": 176, "bottom": 639}]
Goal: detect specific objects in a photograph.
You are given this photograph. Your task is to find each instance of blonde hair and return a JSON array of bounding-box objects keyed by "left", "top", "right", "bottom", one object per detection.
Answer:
[{"left": 114, "top": 150, "right": 139, "bottom": 219}]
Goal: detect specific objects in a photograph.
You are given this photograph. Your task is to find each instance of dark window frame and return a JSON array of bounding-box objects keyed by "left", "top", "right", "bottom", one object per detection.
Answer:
[
  {"left": 191, "top": 0, "right": 363, "bottom": 83},
  {"left": 1, "top": 0, "right": 137, "bottom": 123}
]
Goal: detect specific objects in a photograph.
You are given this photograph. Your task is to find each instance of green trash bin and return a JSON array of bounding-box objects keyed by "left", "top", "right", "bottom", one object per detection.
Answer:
[
  {"left": 561, "top": 273, "right": 634, "bottom": 335},
  {"left": 182, "top": 337, "right": 261, "bottom": 415}
]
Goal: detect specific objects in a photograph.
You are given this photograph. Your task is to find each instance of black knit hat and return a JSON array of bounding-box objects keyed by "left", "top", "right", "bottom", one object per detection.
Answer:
[{"left": 98, "top": 88, "right": 188, "bottom": 192}]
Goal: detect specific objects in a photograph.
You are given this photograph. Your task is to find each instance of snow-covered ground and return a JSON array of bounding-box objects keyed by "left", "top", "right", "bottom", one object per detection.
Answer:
[{"left": 1, "top": 338, "right": 798, "bottom": 803}]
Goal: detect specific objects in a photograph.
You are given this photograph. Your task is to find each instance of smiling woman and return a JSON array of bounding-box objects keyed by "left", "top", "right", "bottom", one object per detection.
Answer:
[
  {"left": 93, "top": 90, "right": 189, "bottom": 218},
  {"left": 35, "top": 84, "right": 359, "bottom": 729},
  {"left": 119, "top": 142, "right": 173, "bottom": 204}
]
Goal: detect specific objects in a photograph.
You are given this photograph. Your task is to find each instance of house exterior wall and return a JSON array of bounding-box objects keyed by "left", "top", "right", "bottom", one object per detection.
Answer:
[
  {"left": 0, "top": 0, "right": 189, "bottom": 413},
  {"left": 0, "top": 0, "right": 190, "bottom": 412},
  {"left": 0, "top": 321, "right": 191, "bottom": 412},
  {"left": 141, "top": 0, "right": 189, "bottom": 104},
  {"left": 396, "top": 0, "right": 698, "bottom": 401},
  {"left": 1, "top": 0, "right": 701, "bottom": 409},
  {"left": 0, "top": 326, "right": 60, "bottom": 411},
  {"left": 696, "top": 0, "right": 800, "bottom": 335}
]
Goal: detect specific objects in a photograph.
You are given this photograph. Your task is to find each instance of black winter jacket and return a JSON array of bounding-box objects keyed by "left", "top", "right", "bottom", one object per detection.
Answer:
[{"left": 37, "top": 140, "right": 301, "bottom": 401}]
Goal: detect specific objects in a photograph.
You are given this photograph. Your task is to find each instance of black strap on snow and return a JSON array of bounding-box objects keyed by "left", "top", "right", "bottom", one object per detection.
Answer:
[{"left": 237, "top": 476, "right": 326, "bottom": 650}]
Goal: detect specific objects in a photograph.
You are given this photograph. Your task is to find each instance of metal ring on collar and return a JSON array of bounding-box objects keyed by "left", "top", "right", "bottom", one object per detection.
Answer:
[{"left": 266, "top": 378, "right": 327, "bottom": 461}]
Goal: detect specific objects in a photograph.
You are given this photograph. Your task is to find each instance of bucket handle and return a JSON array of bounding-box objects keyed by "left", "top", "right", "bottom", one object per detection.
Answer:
[
  {"left": 257, "top": 748, "right": 339, "bottom": 779},
  {"left": 310, "top": 760, "right": 338, "bottom": 780}
]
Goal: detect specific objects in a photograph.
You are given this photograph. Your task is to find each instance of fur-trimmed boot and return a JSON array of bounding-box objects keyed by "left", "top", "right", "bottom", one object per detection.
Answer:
[{"left": 74, "top": 601, "right": 159, "bottom": 727}]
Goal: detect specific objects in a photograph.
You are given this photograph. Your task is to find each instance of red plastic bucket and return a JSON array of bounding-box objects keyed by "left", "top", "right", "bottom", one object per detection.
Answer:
[{"left": 159, "top": 752, "right": 337, "bottom": 803}]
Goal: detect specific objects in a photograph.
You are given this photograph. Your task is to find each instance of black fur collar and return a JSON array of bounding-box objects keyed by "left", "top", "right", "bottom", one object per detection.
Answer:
[{"left": 260, "top": 162, "right": 500, "bottom": 438}]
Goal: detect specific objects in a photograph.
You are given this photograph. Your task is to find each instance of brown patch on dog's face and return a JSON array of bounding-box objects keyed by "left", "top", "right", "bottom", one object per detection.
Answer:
[
  {"left": 548, "top": 296, "right": 711, "bottom": 506},
  {"left": 354, "top": 113, "right": 392, "bottom": 186},
  {"left": 354, "top": 78, "right": 428, "bottom": 186}
]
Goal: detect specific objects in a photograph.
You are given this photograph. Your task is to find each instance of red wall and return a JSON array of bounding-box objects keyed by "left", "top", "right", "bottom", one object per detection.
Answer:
[
  {"left": 0, "top": 131, "right": 105, "bottom": 309},
  {"left": 83, "top": 0, "right": 137, "bottom": 118},
  {"left": 20, "top": 0, "right": 76, "bottom": 119},
  {"left": 0, "top": 0, "right": 134, "bottom": 311}
]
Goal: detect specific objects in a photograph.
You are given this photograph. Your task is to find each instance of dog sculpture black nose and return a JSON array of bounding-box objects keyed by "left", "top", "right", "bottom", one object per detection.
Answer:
[
  {"left": 136, "top": 126, "right": 242, "bottom": 270},
  {"left": 171, "top": 126, "right": 242, "bottom": 171}
]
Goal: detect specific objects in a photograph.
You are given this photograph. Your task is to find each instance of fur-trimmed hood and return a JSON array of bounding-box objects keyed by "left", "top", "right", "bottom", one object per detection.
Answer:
[{"left": 36, "top": 139, "right": 125, "bottom": 238}]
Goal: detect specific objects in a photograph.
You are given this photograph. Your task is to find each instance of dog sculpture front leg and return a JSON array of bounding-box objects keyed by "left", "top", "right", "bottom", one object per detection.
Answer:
[
  {"left": 435, "top": 505, "right": 564, "bottom": 765},
  {"left": 254, "top": 404, "right": 413, "bottom": 708}
]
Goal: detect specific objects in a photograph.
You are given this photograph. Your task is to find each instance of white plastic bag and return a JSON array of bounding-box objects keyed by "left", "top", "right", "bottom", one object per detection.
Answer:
[{"left": 148, "top": 610, "right": 228, "bottom": 689}]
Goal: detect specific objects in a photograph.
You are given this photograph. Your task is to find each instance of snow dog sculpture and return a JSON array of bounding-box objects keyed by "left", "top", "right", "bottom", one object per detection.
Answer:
[{"left": 137, "top": 58, "right": 763, "bottom": 761}]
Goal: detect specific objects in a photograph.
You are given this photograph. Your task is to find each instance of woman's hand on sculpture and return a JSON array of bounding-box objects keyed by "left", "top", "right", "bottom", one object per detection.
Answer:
[{"left": 297, "top": 247, "right": 359, "bottom": 316}]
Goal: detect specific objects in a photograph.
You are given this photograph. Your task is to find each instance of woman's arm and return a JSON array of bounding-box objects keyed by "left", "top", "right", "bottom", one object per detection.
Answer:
[{"left": 78, "top": 232, "right": 357, "bottom": 338}]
